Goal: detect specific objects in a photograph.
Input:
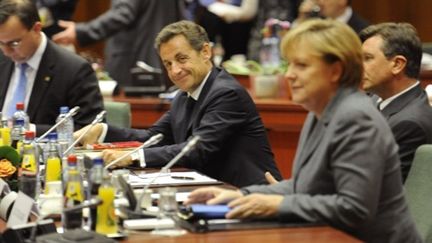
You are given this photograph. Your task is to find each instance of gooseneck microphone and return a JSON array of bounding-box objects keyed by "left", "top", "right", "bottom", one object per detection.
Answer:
[
  {"left": 134, "top": 135, "right": 201, "bottom": 213},
  {"left": 103, "top": 133, "right": 164, "bottom": 170},
  {"left": 35, "top": 106, "right": 80, "bottom": 143},
  {"left": 61, "top": 110, "right": 107, "bottom": 157},
  {"left": 62, "top": 198, "right": 103, "bottom": 213}
]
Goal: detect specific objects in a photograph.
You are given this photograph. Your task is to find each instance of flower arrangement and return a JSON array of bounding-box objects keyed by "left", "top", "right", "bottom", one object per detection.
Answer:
[{"left": 0, "top": 146, "right": 21, "bottom": 191}]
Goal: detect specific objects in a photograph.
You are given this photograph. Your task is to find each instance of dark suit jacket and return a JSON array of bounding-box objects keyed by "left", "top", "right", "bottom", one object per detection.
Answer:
[
  {"left": 347, "top": 11, "right": 369, "bottom": 33},
  {"left": 75, "top": 0, "right": 184, "bottom": 86},
  {"left": 381, "top": 84, "right": 432, "bottom": 181},
  {"left": 0, "top": 40, "right": 104, "bottom": 136},
  {"left": 106, "top": 67, "right": 282, "bottom": 187},
  {"left": 244, "top": 87, "right": 422, "bottom": 242}
]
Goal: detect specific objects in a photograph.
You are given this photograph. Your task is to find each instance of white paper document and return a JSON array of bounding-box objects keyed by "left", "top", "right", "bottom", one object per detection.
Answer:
[{"left": 128, "top": 171, "right": 221, "bottom": 187}]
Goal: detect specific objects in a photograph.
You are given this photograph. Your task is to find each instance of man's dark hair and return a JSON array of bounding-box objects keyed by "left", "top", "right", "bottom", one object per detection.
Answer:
[
  {"left": 359, "top": 22, "right": 422, "bottom": 79},
  {"left": 155, "top": 20, "right": 209, "bottom": 52},
  {"left": 0, "top": 0, "right": 40, "bottom": 30}
]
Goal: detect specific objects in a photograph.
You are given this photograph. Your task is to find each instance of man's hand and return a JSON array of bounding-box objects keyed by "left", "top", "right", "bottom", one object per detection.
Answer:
[
  {"left": 226, "top": 194, "right": 284, "bottom": 219},
  {"left": 73, "top": 123, "right": 103, "bottom": 146},
  {"left": 184, "top": 187, "right": 243, "bottom": 205},
  {"left": 102, "top": 149, "right": 133, "bottom": 168},
  {"left": 52, "top": 20, "right": 77, "bottom": 45}
]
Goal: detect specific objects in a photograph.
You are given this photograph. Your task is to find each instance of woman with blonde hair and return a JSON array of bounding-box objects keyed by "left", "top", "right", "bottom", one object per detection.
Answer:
[{"left": 186, "top": 19, "right": 421, "bottom": 242}]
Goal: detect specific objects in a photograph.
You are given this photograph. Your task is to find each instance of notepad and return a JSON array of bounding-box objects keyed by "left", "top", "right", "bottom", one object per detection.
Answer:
[{"left": 128, "top": 171, "right": 221, "bottom": 187}]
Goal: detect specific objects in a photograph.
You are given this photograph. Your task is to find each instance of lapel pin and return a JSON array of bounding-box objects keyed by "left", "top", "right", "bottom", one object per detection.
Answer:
[{"left": 44, "top": 76, "right": 51, "bottom": 82}]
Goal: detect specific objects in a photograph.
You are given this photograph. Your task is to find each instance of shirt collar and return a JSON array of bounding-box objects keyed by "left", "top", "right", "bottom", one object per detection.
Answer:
[
  {"left": 336, "top": 6, "right": 353, "bottom": 24},
  {"left": 18, "top": 32, "right": 47, "bottom": 70},
  {"left": 377, "top": 81, "right": 420, "bottom": 110},
  {"left": 188, "top": 70, "right": 211, "bottom": 101}
]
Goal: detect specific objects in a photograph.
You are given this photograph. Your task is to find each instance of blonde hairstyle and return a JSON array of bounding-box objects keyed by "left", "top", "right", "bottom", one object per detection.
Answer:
[{"left": 280, "top": 19, "right": 363, "bottom": 87}]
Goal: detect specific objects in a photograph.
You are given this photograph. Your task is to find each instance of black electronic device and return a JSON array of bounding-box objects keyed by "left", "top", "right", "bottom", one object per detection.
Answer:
[
  {"left": 2, "top": 219, "right": 56, "bottom": 243},
  {"left": 175, "top": 206, "right": 320, "bottom": 233},
  {"left": 35, "top": 229, "right": 116, "bottom": 243},
  {"left": 116, "top": 175, "right": 157, "bottom": 220},
  {"left": 124, "top": 61, "right": 167, "bottom": 97}
]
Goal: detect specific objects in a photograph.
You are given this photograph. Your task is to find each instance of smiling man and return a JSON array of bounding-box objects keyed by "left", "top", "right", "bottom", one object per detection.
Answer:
[
  {"left": 360, "top": 22, "right": 432, "bottom": 182},
  {"left": 75, "top": 20, "right": 281, "bottom": 187}
]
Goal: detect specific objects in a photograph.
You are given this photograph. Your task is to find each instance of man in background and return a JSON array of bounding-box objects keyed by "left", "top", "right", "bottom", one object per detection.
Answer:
[
  {"left": 360, "top": 22, "right": 432, "bottom": 182},
  {"left": 296, "top": 0, "right": 369, "bottom": 33},
  {"left": 53, "top": 0, "right": 184, "bottom": 87},
  {"left": 0, "top": 0, "right": 104, "bottom": 135}
]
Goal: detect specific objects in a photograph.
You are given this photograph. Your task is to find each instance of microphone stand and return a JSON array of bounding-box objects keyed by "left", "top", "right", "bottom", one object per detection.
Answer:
[
  {"left": 35, "top": 106, "right": 80, "bottom": 143},
  {"left": 103, "top": 133, "right": 164, "bottom": 170},
  {"left": 134, "top": 136, "right": 201, "bottom": 213},
  {"left": 61, "top": 110, "right": 106, "bottom": 157}
]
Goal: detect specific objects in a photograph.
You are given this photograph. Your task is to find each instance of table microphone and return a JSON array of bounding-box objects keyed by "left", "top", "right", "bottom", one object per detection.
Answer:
[
  {"left": 134, "top": 135, "right": 201, "bottom": 213},
  {"left": 22, "top": 198, "right": 104, "bottom": 243},
  {"left": 62, "top": 198, "right": 103, "bottom": 213},
  {"left": 103, "top": 133, "right": 164, "bottom": 170},
  {"left": 35, "top": 106, "right": 80, "bottom": 143},
  {"left": 62, "top": 110, "right": 107, "bottom": 157}
]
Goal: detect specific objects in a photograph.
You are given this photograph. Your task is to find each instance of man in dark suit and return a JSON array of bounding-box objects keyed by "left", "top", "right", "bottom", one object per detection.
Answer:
[
  {"left": 53, "top": 0, "right": 184, "bottom": 87},
  {"left": 360, "top": 22, "right": 432, "bottom": 182},
  {"left": 76, "top": 20, "right": 282, "bottom": 187},
  {"left": 0, "top": 0, "right": 104, "bottom": 136},
  {"left": 297, "top": 0, "right": 369, "bottom": 33}
]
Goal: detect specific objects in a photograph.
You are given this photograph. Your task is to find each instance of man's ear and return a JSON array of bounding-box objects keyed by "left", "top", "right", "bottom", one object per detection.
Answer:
[
  {"left": 33, "top": 21, "right": 43, "bottom": 32},
  {"left": 391, "top": 55, "right": 407, "bottom": 75},
  {"left": 201, "top": 42, "right": 212, "bottom": 61}
]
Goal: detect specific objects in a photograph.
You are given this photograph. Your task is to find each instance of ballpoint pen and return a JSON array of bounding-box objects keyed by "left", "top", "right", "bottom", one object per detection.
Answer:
[{"left": 171, "top": 176, "right": 195, "bottom": 181}]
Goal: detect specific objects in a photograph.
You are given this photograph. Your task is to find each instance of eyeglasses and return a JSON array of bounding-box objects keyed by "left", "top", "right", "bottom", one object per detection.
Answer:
[{"left": 0, "top": 39, "right": 22, "bottom": 49}]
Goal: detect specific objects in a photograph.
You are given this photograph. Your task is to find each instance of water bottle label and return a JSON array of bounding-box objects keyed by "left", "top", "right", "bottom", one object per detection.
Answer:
[
  {"left": 66, "top": 181, "right": 83, "bottom": 202},
  {"left": 21, "top": 154, "right": 37, "bottom": 173}
]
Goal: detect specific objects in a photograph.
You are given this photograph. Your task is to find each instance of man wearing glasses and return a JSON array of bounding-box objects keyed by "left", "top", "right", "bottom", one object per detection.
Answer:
[{"left": 0, "top": 0, "right": 104, "bottom": 135}]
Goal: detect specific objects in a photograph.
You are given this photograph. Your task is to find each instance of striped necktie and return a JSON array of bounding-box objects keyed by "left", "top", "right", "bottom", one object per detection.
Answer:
[{"left": 6, "top": 63, "right": 29, "bottom": 118}]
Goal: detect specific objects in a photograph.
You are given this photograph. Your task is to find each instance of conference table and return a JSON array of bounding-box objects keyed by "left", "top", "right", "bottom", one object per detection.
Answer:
[
  {"left": 121, "top": 226, "right": 360, "bottom": 243},
  {"left": 0, "top": 167, "right": 360, "bottom": 243}
]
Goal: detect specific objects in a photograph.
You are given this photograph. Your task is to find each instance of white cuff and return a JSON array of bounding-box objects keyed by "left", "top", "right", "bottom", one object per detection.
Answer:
[
  {"left": 29, "top": 123, "right": 36, "bottom": 133},
  {"left": 98, "top": 123, "right": 108, "bottom": 143},
  {"left": 131, "top": 149, "right": 146, "bottom": 168}
]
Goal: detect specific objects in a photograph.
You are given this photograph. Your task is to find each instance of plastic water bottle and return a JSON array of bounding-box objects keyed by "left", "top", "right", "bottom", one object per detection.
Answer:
[
  {"left": 63, "top": 154, "right": 84, "bottom": 230},
  {"left": 96, "top": 170, "right": 118, "bottom": 235},
  {"left": 259, "top": 36, "right": 280, "bottom": 72},
  {"left": 44, "top": 132, "right": 62, "bottom": 194},
  {"left": 19, "top": 130, "right": 40, "bottom": 199},
  {"left": 12, "top": 102, "right": 30, "bottom": 130},
  {"left": 56, "top": 106, "right": 74, "bottom": 155},
  {"left": 89, "top": 158, "right": 104, "bottom": 230},
  {"left": 0, "top": 118, "right": 11, "bottom": 146},
  {"left": 11, "top": 118, "right": 25, "bottom": 152}
]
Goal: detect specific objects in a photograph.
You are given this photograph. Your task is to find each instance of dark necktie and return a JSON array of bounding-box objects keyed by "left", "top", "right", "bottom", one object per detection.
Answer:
[
  {"left": 181, "top": 97, "right": 196, "bottom": 140},
  {"left": 6, "top": 63, "right": 29, "bottom": 118}
]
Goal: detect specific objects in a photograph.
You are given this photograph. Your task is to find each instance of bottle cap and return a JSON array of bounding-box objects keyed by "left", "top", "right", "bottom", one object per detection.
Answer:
[
  {"left": 68, "top": 154, "right": 77, "bottom": 165},
  {"left": 24, "top": 131, "right": 35, "bottom": 140},
  {"left": 47, "top": 132, "right": 57, "bottom": 140},
  {"left": 16, "top": 102, "right": 24, "bottom": 110},
  {"left": 59, "top": 106, "right": 69, "bottom": 114},
  {"left": 93, "top": 157, "right": 103, "bottom": 165}
]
